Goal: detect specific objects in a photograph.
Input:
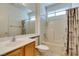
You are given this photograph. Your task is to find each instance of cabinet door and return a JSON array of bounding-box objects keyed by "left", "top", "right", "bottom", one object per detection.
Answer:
[
  {"left": 25, "top": 42, "right": 35, "bottom": 56},
  {"left": 6, "top": 47, "right": 24, "bottom": 56}
]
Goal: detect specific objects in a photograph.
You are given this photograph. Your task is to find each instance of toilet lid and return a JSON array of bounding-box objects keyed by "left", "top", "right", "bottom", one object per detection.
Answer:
[{"left": 36, "top": 44, "right": 49, "bottom": 50}]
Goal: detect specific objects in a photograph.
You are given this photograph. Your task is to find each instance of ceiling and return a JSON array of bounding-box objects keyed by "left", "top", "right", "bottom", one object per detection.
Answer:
[
  {"left": 43, "top": 3, "right": 56, "bottom": 7},
  {"left": 11, "top": 3, "right": 56, "bottom": 13}
]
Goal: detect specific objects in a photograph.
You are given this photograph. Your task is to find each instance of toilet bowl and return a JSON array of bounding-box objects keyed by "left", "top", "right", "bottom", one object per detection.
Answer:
[{"left": 36, "top": 44, "right": 49, "bottom": 53}]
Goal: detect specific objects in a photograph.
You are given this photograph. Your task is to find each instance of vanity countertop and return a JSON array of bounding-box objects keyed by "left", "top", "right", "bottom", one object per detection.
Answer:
[{"left": 0, "top": 34, "right": 39, "bottom": 56}]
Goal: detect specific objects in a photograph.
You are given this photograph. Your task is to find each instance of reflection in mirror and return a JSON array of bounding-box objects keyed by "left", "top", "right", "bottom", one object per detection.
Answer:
[
  {"left": 0, "top": 3, "right": 35, "bottom": 37},
  {"left": 25, "top": 12, "right": 35, "bottom": 34}
]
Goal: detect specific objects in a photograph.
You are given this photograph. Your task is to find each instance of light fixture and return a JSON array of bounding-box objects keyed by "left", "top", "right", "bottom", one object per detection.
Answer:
[{"left": 22, "top": 3, "right": 26, "bottom": 6}]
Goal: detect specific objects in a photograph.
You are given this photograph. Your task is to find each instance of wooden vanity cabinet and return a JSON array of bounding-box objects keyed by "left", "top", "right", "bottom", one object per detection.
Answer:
[
  {"left": 6, "top": 47, "right": 24, "bottom": 56},
  {"left": 25, "top": 41, "right": 35, "bottom": 56},
  {"left": 5, "top": 41, "right": 35, "bottom": 56}
]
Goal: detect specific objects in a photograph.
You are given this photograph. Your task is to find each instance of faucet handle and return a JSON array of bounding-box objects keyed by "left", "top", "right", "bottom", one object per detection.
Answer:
[{"left": 12, "top": 35, "right": 16, "bottom": 42}]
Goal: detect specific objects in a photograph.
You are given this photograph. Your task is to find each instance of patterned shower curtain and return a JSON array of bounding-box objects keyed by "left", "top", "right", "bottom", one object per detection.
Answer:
[{"left": 66, "top": 8, "right": 79, "bottom": 56}]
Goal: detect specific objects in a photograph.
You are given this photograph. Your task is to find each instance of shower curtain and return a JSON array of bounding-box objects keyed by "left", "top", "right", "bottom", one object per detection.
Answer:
[{"left": 66, "top": 8, "right": 79, "bottom": 56}]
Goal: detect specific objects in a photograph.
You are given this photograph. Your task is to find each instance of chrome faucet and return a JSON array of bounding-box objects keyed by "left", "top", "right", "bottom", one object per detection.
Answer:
[{"left": 12, "top": 35, "right": 16, "bottom": 42}]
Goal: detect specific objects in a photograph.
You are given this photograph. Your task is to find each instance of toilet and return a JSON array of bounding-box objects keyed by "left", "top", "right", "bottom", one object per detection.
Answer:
[{"left": 36, "top": 44, "right": 49, "bottom": 55}]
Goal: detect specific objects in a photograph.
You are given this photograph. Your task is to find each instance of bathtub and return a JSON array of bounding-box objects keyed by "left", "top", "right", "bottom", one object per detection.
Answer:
[{"left": 42, "top": 41, "right": 66, "bottom": 56}]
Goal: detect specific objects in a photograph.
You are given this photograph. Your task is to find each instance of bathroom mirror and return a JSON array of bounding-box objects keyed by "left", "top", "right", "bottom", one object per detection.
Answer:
[{"left": 0, "top": 3, "right": 36, "bottom": 37}]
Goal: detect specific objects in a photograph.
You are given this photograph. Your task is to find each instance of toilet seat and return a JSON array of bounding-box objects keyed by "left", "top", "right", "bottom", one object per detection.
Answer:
[{"left": 36, "top": 44, "right": 49, "bottom": 50}]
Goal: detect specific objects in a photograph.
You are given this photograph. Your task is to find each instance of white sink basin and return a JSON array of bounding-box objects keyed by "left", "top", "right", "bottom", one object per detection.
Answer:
[{"left": 5, "top": 41, "right": 23, "bottom": 47}]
